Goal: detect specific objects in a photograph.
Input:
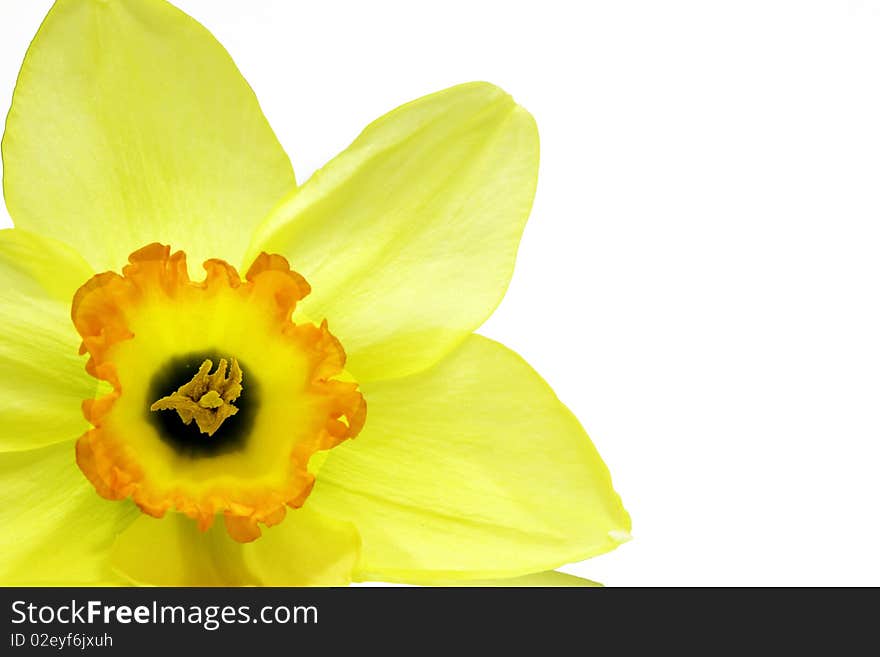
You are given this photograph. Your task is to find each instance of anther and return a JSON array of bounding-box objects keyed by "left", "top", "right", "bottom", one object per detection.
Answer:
[{"left": 150, "top": 358, "right": 243, "bottom": 436}]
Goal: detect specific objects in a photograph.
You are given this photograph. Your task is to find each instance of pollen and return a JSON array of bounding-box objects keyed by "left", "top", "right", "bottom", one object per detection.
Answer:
[{"left": 150, "top": 358, "right": 243, "bottom": 436}]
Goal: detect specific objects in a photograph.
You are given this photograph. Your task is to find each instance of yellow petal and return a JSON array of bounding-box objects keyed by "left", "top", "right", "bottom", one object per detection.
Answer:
[
  {"left": 0, "top": 228, "right": 92, "bottom": 301},
  {"left": 248, "top": 82, "right": 539, "bottom": 381},
  {"left": 309, "top": 335, "right": 631, "bottom": 583},
  {"left": 427, "top": 571, "right": 603, "bottom": 587},
  {"left": 242, "top": 505, "right": 361, "bottom": 586},
  {"left": 0, "top": 229, "right": 96, "bottom": 451},
  {"left": 111, "top": 514, "right": 258, "bottom": 586},
  {"left": 112, "top": 505, "right": 360, "bottom": 586},
  {"left": 0, "top": 441, "right": 139, "bottom": 585},
  {"left": 2, "top": 0, "right": 294, "bottom": 274}
]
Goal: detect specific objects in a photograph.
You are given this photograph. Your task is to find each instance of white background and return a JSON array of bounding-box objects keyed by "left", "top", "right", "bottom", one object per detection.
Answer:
[{"left": 3, "top": 0, "right": 880, "bottom": 586}]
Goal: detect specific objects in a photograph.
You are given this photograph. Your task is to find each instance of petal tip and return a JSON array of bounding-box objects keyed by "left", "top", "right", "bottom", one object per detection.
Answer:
[{"left": 609, "top": 529, "right": 633, "bottom": 545}]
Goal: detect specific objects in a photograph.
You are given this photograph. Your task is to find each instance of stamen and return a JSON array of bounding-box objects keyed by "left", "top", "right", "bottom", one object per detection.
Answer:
[{"left": 150, "top": 358, "right": 243, "bottom": 437}]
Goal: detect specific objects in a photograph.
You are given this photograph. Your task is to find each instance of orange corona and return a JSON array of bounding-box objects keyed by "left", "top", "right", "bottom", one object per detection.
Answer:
[{"left": 72, "top": 244, "right": 366, "bottom": 542}]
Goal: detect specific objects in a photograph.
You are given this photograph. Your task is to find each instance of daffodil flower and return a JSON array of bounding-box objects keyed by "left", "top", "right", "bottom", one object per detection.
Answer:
[{"left": 0, "top": 0, "right": 630, "bottom": 586}]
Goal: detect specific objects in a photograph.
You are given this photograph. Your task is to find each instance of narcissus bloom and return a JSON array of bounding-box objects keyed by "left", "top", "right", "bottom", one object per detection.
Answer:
[{"left": 0, "top": 0, "right": 630, "bottom": 586}]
